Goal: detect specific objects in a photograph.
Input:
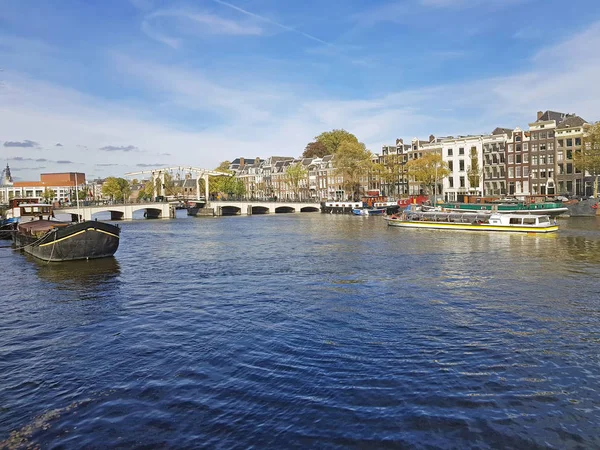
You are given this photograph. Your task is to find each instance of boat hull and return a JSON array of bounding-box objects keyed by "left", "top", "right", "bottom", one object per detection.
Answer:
[
  {"left": 14, "top": 220, "right": 120, "bottom": 262},
  {"left": 386, "top": 219, "right": 558, "bottom": 233},
  {"left": 564, "top": 198, "right": 599, "bottom": 217}
]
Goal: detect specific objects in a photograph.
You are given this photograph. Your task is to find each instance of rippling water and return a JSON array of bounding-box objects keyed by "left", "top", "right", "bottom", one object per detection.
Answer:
[{"left": 1, "top": 213, "right": 600, "bottom": 449}]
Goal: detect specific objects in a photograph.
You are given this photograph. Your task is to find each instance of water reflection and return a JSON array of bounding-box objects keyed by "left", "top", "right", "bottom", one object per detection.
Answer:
[{"left": 33, "top": 256, "right": 121, "bottom": 291}]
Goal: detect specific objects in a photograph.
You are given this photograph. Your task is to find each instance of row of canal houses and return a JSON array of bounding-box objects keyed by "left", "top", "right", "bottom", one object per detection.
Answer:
[{"left": 231, "top": 110, "right": 592, "bottom": 202}]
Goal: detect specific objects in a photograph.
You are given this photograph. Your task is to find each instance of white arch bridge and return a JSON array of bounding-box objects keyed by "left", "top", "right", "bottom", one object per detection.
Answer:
[{"left": 57, "top": 201, "right": 322, "bottom": 220}]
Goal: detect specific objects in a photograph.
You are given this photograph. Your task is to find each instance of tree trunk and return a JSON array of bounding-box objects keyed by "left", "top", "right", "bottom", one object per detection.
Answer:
[{"left": 594, "top": 175, "right": 598, "bottom": 198}]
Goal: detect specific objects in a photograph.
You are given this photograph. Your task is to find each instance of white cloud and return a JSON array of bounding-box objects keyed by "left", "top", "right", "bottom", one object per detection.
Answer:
[{"left": 2, "top": 21, "right": 599, "bottom": 181}]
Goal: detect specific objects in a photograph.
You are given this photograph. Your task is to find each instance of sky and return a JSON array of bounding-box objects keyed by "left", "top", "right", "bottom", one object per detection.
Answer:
[{"left": 1, "top": 0, "right": 600, "bottom": 181}]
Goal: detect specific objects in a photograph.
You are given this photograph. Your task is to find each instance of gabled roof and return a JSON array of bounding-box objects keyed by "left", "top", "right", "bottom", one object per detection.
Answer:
[
  {"left": 537, "top": 110, "right": 569, "bottom": 123},
  {"left": 557, "top": 115, "right": 587, "bottom": 128}
]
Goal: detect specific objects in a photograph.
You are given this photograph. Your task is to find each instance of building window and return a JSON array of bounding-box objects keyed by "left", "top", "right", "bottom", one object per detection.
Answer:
[
  {"left": 532, "top": 155, "right": 538, "bottom": 165},
  {"left": 540, "top": 132, "right": 547, "bottom": 139},
  {"left": 567, "top": 163, "right": 573, "bottom": 174},
  {"left": 449, "top": 177, "right": 454, "bottom": 188},
  {"left": 558, "top": 139, "right": 563, "bottom": 148},
  {"left": 516, "top": 166, "right": 522, "bottom": 177},
  {"left": 523, "top": 153, "right": 529, "bottom": 163},
  {"left": 508, "top": 144, "right": 513, "bottom": 152},
  {"left": 447, "top": 149, "right": 453, "bottom": 156},
  {"left": 508, "top": 154, "right": 514, "bottom": 164},
  {"left": 516, "top": 135, "right": 522, "bottom": 142},
  {"left": 459, "top": 160, "right": 465, "bottom": 171},
  {"left": 459, "top": 147, "right": 465, "bottom": 155},
  {"left": 516, "top": 145, "right": 521, "bottom": 152},
  {"left": 531, "top": 143, "right": 538, "bottom": 152},
  {"left": 459, "top": 176, "right": 465, "bottom": 188},
  {"left": 516, "top": 154, "right": 522, "bottom": 164},
  {"left": 448, "top": 161, "right": 454, "bottom": 171},
  {"left": 567, "top": 138, "right": 573, "bottom": 147},
  {"left": 548, "top": 142, "right": 554, "bottom": 151},
  {"left": 540, "top": 144, "right": 546, "bottom": 151},
  {"left": 523, "top": 143, "right": 528, "bottom": 151},
  {"left": 557, "top": 150, "right": 564, "bottom": 161},
  {"left": 548, "top": 154, "right": 554, "bottom": 165},
  {"left": 523, "top": 167, "right": 529, "bottom": 177},
  {"left": 575, "top": 137, "right": 582, "bottom": 146},
  {"left": 508, "top": 168, "right": 514, "bottom": 178}
]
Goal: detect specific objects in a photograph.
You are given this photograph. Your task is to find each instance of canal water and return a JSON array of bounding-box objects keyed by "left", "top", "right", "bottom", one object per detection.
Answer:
[{"left": 1, "top": 213, "right": 600, "bottom": 449}]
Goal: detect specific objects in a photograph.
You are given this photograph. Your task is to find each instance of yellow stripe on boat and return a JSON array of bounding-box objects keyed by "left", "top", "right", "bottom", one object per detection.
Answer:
[
  {"left": 39, "top": 228, "right": 120, "bottom": 247},
  {"left": 387, "top": 221, "right": 558, "bottom": 233}
]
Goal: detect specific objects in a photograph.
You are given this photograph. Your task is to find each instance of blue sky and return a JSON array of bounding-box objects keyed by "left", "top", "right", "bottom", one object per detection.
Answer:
[{"left": 1, "top": 0, "right": 600, "bottom": 181}]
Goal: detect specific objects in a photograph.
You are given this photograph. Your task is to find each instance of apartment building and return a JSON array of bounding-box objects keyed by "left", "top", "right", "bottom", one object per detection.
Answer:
[
  {"left": 555, "top": 115, "right": 589, "bottom": 196},
  {"left": 0, "top": 170, "right": 86, "bottom": 204},
  {"left": 528, "top": 111, "right": 569, "bottom": 196},
  {"left": 442, "top": 135, "right": 484, "bottom": 201},
  {"left": 504, "top": 127, "right": 530, "bottom": 197},
  {"left": 483, "top": 129, "right": 510, "bottom": 196}
]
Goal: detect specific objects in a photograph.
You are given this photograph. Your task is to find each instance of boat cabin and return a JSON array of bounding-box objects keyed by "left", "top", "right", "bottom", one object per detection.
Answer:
[
  {"left": 488, "top": 214, "right": 552, "bottom": 226},
  {"left": 10, "top": 202, "right": 54, "bottom": 222}
]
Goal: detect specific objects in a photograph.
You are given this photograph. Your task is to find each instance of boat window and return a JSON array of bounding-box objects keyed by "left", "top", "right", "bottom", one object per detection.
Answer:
[
  {"left": 33, "top": 206, "right": 40, "bottom": 212},
  {"left": 509, "top": 218, "right": 522, "bottom": 225},
  {"left": 523, "top": 217, "right": 536, "bottom": 225},
  {"left": 24, "top": 207, "right": 32, "bottom": 213},
  {"left": 539, "top": 217, "right": 550, "bottom": 224}
]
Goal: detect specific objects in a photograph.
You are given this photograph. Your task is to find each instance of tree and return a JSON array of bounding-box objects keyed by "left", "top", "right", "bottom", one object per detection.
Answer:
[
  {"left": 285, "top": 163, "right": 308, "bottom": 200},
  {"left": 215, "top": 161, "right": 233, "bottom": 174},
  {"left": 405, "top": 152, "right": 449, "bottom": 199},
  {"left": 302, "top": 141, "right": 328, "bottom": 158},
  {"left": 315, "top": 129, "right": 359, "bottom": 155},
  {"left": 142, "top": 178, "right": 155, "bottom": 200},
  {"left": 42, "top": 187, "right": 55, "bottom": 203},
  {"left": 575, "top": 122, "right": 600, "bottom": 197},
  {"left": 467, "top": 146, "right": 482, "bottom": 195},
  {"left": 102, "top": 177, "right": 131, "bottom": 202},
  {"left": 333, "top": 141, "right": 373, "bottom": 201}
]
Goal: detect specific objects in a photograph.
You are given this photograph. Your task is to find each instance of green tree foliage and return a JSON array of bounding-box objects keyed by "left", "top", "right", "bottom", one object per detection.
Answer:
[
  {"left": 405, "top": 152, "right": 449, "bottom": 196},
  {"left": 302, "top": 141, "right": 328, "bottom": 158},
  {"left": 42, "top": 187, "right": 55, "bottom": 203},
  {"left": 215, "top": 161, "right": 233, "bottom": 174},
  {"left": 333, "top": 141, "right": 373, "bottom": 201},
  {"left": 285, "top": 162, "right": 308, "bottom": 199},
  {"left": 467, "top": 146, "right": 482, "bottom": 193},
  {"left": 142, "top": 178, "right": 155, "bottom": 199},
  {"left": 575, "top": 122, "right": 600, "bottom": 197},
  {"left": 315, "top": 129, "right": 359, "bottom": 155},
  {"left": 102, "top": 177, "right": 131, "bottom": 202}
]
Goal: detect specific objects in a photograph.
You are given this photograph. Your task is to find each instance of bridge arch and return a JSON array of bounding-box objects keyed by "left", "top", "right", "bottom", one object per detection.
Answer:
[
  {"left": 251, "top": 206, "right": 270, "bottom": 215},
  {"left": 300, "top": 206, "right": 320, "bottom": 213},
  {"left": 275, "top": 206, "right": 295, "bottom": 214},
  {"left": 220, "top": 206, "right": 241, "bottom": 216},
  {"left": 90, "top": 209, "right": 124, "bottom": 221}
]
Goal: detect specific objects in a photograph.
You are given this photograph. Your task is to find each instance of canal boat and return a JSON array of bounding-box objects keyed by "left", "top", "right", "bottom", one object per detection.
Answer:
[
  {"left": 562, "top": 197, "right": 599, "bottom": 217},
  {"left": 440, "top": 199, "right": 568, "bottom": 217},
  {"left": 0, "top": 217, "right": 18, "bottom": 239},
  {"left": 351, "top": 206, "right": 387, "bottom": 216},
  {"left": 14, "top": 219, "right": 121, "bottom": 262},
  {"left": 11, "top": 202, "right": 120, "bottom": 262},
  {"left": 386, "top": 211, "right": 558, "bottom": 233}
]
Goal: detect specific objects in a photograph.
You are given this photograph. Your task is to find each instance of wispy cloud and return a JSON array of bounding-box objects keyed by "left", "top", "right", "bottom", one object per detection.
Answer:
[
  {"left": 96, "top": 163, "right": 120, "bottom": 167},
  {"left": 99, "top": 145, "right": 139, "bottom": 152},
  {"left": 3, "top": 139, "right": 39, "bottom": 148},
  {"left": 211, "top": 0, "right": 328, "bottom": 45},
  {"left": 141, "top": 8, "right": 264, "bottom": 48},
  {"left": 136, "top": 163, "right": 166, "bottom": 167},
  {"left": 55, "top": 142, "right": 63, "bottom": 147},
  {"left": 56, "top": 160, "right": 73, "bottom": 164}
]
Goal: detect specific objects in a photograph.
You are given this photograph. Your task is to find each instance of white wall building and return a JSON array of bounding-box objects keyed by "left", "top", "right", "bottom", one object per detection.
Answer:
[{"left": 441, "top": 136, "right": 485, "bottom": 201}]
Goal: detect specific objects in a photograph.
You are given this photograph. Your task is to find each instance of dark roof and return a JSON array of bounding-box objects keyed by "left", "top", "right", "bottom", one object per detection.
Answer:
[
  {"left": 558, "top": 115, "right": 587, "bottom": 128},
  {"left": 537, "top": 110, "right": 569, "bottom": 123},
  {"left": 322, "top": 155, "right": 333, "bottom": 162},
  {"left": 492, "top": 127, "right": 513, "bottom": 137}
]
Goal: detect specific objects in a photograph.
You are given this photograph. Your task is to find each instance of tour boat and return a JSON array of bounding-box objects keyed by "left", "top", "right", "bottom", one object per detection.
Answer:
[
  {"left": 439, "top": 199, "right": 568, "bottom": 217},
  {"left": 386, "top": 211, "right": 558, "bottom": 233},
  {"left": 11, "top": 202, "right": 120, "bottom": 262}
]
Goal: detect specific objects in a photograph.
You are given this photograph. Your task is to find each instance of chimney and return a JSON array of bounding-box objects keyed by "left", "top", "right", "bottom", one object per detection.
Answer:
[
  {"left": 240, "top": 157, "right": 245, "bottom": 167},
  {"left": 429, "top": 134, "right": 435, "bottom": 143},
  {"left": 537, "top": 111, "right": 543, "bottom": 120}
]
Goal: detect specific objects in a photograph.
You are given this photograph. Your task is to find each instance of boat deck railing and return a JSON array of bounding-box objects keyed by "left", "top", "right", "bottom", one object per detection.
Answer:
[{"left": 402, "top": 211, "right": 492, "bottom": 223}]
